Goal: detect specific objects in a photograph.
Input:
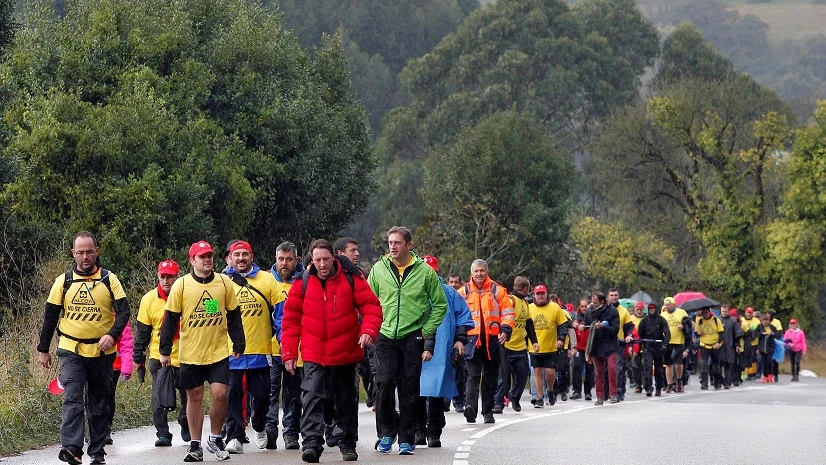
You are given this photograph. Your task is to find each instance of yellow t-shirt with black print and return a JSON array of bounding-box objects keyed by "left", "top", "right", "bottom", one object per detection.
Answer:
[
  {"left": 695, "top": 316, "right": 724, "bottom": 348},
  {"left": 505, "top": 295, "right": 531, "bottom": 351},
  {"left": 137, "top": 288, "right": 180, "bottom": 366},
  {"left": 662, "top": 308, "right": 689, "bottom": 345},
  {"left": 528, "top": 302, "right": 569, "bottom": 354},
  {"left": 47, "top": 269, "right": 127, "bottom": 357},
  {"left": 228, "top": 271, "right": 282, "bottom": 356},
  {"left": 166, "top": 273, "right": 238, "bottom": 365}
]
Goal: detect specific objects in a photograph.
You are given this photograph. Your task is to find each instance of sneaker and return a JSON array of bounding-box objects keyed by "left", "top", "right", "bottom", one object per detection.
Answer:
[
  {"left": 184, "top": 444, "right": 204, "bottom": 462},
  {"left": 105, "top": 437, "right": 114, "bottom": 446},
  {"left": 491, "top": 406, "right": 504, "bottom": 414},
  {"left": 714, "top": 384, "right": 721, "bottom": 390},
  {"left": 454, "top": 405, "right": 464, "bottom": 413},
  {"left": 645, "top": 390, "right": 652, "bottom": 397},
  {"left": 181, "top": 429, "right": 192, "bottom": 443},
  {"left": 511, "top": 399, "right": 522, "bottom": 412},
  {"left": 90, "top": 455, "right": 106, "bottom": 465},
  {"left": 377, "top": 436, "right": 393, "bottom": 454},
  {"left": 570, "top": 393, "right": 581, "bottom": 400},
  {"left": 302, "top": 447, "right": 321, "bottom": 463},
  {"left": 155, "top": 436, "right": 173, "bottom": 447},
  {"left": 225, "top": 438, "right": 244, "bottom": 454},
  {"left": 206, "top": 436, "right": 231, "bottom": 461},
  {"left": 483, "top": 413, "right": 495, "bottom": 424},
  {"left": 548, "top": 394, "right": 556, "bottom": 406},
  {"left": 634, "top": 387, "right": 643, "bottom": 394},
  {"left": 265, "top": 429, "right": 278, "bottom": 450},
  {"left": 723, "top": 384, "right": 730, "bottom": 390},
  {"left": 655, "top": 387, "right": 661, "bottom": 397},
  {"left": 427, "top": 436, "right": 441, "bottom": 448},
  {"left": 324, "top": 424, "right": 339, "bottom": 447},
  {"left": 414, "top": 432, "right": 427, "bottom": 446},
  {"left": 585, "top": 393, "right": 592, "bottom": 401},
  {"left": 530, "top": 397, "right": 537, "bottom": 405},
  {"left": 398, "top": 443, "right": 415, "bottom": 455},
  {"left": 58, "top": 447, "right": 82, "bottom": 465},
  {"left": 463, "top": 406, "right": 476, "bottom": 423},
  {"left": 595, "top": 398, "right": 604, "bottom": 406},
  {"left": 761, "top": 376, "right": 768, "bottom": 383},
  {"left": 609, "top": 396, "right": 619, "bottom": 404},
  {"left": 341, "top": 447, "right": 358, "bottom": 461},
  {"left": 534, "top": 398, "right": 544, "bottom": 408},
  {"left": 284, "top": 436, "right": 300, "bottom": 450},
  {"left": 617, "top": 394, "right": 624, "bottom": 402},
  {"left": 700, "top": 384, "right": 708, "bottom": 390},
  {"left": 560, "top": 392, "right": 568, "bottom": 402}
]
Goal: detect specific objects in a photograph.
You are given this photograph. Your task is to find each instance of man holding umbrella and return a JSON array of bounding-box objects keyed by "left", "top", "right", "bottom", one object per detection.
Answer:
[{"left": 688, "top": 300, "right": 724, "bottom": 390}]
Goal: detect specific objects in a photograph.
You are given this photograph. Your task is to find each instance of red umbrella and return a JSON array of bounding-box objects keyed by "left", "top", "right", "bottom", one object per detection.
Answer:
[{"left": 674, "top": 291, "right": 706, "bottom": 307}]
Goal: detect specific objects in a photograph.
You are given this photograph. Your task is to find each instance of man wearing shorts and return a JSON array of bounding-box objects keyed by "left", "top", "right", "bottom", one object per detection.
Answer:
[
  {"left": 160, "top": 241, "right": 246, "bottom": 462},
  {"left": 661, "top": 297, "right": 689, "bottom": 393},
  {"left": 527, "top": 285, "right": 569, "bottom": 407}
]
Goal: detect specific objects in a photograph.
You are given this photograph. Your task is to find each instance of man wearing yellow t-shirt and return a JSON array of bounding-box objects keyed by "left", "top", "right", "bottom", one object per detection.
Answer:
[
  {"left": 223, "top": 240, "right": 283, "bottom": 454},
  {"left": 695, "top": 307, "right": 724, "bottom": 390},
  {"left": 37, "top": 231, "right": 131, "bottom": 465},
  {"left": 528, "top": 285, "right": 570, "bottom": 408},
  {"left": 661, "top": 297, "right": 690, "bottom": 393},
  {"left": 133, "top": 259, "right": 188, "bottom": 447},
  {"left": 160, "top": 241, "right": 245, "bottom": 463}
]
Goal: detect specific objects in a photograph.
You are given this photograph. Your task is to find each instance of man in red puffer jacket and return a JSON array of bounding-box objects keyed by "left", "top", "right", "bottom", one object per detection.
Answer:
[{"left": 281, "top": 239, "right": 383, "bottom": 463}]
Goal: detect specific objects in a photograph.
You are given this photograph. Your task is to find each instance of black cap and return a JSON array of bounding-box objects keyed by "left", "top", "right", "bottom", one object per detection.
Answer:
[{"left": 224, "top": 239, "right": 240, "bottom": 258}]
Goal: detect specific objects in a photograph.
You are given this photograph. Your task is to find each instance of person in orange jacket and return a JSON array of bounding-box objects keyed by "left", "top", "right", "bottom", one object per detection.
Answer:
[{"left": 458, "top": 259, "right": 514, "bottom": 424}]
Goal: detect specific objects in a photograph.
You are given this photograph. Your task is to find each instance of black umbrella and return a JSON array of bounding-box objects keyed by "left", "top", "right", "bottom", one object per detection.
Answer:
[{"left": 680, "top": 297, "right": 720, "bottom": 312}]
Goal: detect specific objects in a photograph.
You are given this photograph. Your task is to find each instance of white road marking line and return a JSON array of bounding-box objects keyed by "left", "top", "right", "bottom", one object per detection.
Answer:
[
  {"left": 452, "top": 461, "right": 469, "bottom": 465},
  {"left": 456, "top": 445, "right": 471, "bottom": 452},
  {"left": 461, "top": 427, "right": 477, "bottom": 432},
  {"left": 454, "top": 452, "right": 470, "bottom": 459},
  {"left": 461, "top": 440, "right": 476, "bottom": 445}
]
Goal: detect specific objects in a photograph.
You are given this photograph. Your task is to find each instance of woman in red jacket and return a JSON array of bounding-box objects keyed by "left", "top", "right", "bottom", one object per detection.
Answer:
[{"left": 281, "top": 239, "right": 382, "bottom": 463}]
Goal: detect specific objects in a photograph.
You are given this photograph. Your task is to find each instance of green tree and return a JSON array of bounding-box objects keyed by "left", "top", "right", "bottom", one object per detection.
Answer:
[
  {"left": 418, "top": 112, "right": 577, "bottom": 285},
  {"left": 377, "top": 0, "right": 659, "bottom": 235},
  {"left": 766, "top": 101, "right": 826, "bottom": 327},
  {"left": 0, "top": 0, "right": 373, "bottom": 277}
]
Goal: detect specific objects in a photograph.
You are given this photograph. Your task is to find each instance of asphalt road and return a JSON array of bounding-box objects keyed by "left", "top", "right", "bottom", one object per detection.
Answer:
[{"left": 3, "top": 376, "right": 823, "bottom": 465}]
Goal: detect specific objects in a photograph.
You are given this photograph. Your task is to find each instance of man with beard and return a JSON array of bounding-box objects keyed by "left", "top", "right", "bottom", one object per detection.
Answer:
[
  {"left": 637, "top": 303, "right": 670, "bottom": 397},
  {"left": 270, "top": 241, "right": 305, "bottom": 450},
  {"left": 223, "top": 241, "right": 282, "bottom": 454},
  {"left": 718, "top": 305, "right": 744, "bottom": 389},
  {"left": 582, "top": 293, "right": 620, "bottom": 405},
  {"left": 38, "top": 231, "right": 131, "bottom": 465}
]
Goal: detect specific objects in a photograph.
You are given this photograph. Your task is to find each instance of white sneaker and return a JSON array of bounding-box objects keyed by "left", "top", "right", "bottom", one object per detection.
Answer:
[
  {"left": 225, "top": 438, "right": 244, "bottom": 454},
  {"left": 254, "top": 430, "right": 267, "bottom": 449}
]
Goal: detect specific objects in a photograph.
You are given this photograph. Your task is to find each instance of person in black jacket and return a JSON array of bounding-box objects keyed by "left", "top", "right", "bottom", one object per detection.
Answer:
[
  {"left": 582, "top": 293, "right": 619, "bottom": 405},
  {"left": 638, "top": 303, "right": 670, "bottom": 397}
]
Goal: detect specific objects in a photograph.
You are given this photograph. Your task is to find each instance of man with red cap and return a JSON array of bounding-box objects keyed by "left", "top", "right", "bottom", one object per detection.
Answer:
[
  {"left": 160, "top": 240, "right": 246, "bottom": 462},
  {"left": 134, "top": 259, "right": 189, "bottom": 447},
  {"left": 222, "top": 240, "right": 283, "bottom": 454},
  {"left": 527, "top": 285, "right": 570, "bottom": 407},
  {"left": 741, "top": 307, "right": 760, "bottom": 380}
]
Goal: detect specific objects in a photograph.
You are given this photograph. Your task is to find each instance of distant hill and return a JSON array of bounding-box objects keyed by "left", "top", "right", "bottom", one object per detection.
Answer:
[{"left": 729, "top": 1, "right": 826, "bottom": 42}]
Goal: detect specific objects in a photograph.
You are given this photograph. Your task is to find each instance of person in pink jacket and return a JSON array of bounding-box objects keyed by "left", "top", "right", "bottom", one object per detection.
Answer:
[
  {"left": 103, "top": 323, "right": 134, "bottom": 444},
  {"left": 783, "top": 319, "right": 807, "bottom": 382}
]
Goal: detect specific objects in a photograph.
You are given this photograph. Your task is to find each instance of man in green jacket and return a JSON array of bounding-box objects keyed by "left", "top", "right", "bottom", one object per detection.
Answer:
[{"left": 368, "top": 226, "right": 447, "bottom": 455}]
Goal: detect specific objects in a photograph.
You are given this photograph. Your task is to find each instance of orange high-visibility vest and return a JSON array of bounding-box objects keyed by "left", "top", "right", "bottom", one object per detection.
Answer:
[{"left": 460, "top": 278, "right": 515, "bottom": 347}]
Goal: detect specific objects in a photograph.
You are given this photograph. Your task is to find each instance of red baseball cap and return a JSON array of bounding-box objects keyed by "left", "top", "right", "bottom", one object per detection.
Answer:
[
  {"left": 534, "top": 285, "right": 548, "bottom": 294},
  {"left": 730, "top": 309, "right": 739, "bottom": 317},
  {"left": 745, "top": 307, "right": 755, "bottom": 314},
  {"left": 634, "top": 301, "right": 645, "bottom": 309},
  {"left": 423, "top": 255, "right": 439, "bottom": 272},
  {"left": 790, "top": 319, "right": 798, "bottom": 325},
  {"left": 229, "top": 240, "right": 253, "bottom": 255},
  {"left": 189, "top": 240, "right": 215, "bottom": 259},
  {"left": 565, "top": 303, "right": 574, "bottom": 312},
  {"left": 157, "top": 259, "right": 179, "bottom": 276}
]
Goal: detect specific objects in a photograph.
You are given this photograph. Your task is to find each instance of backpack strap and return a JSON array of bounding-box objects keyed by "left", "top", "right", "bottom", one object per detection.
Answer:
[{"left": 62, "top": 269, "right": 115, "bottom": 302}]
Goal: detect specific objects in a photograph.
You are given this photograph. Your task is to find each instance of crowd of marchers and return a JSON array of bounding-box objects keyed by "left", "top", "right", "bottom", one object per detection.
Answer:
[{"left": 37, "top": 227, "right": 809, "bottom": 465}]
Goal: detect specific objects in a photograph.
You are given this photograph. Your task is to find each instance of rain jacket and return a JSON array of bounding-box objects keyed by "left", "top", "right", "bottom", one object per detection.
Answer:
[
  {"left": 367, "top": 252, "right": 447, "bottom": 339},
  {"left": 420, "top": 280, "right": 473, "bottom": 399},
  {"left": 459, "top": 276, "right": 515, "bottom": 357},
  {"left": 784, "top": 328, "right": 807, "bottom": 354}
]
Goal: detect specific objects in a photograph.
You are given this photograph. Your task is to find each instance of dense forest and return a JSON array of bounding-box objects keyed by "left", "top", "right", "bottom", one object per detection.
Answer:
[{"left": 0, "top": 0, "right": 824, "bottom": 332}]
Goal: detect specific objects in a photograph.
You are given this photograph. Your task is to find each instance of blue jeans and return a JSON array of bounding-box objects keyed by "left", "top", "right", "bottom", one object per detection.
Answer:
[{"left": 267, "top": 358, "right": 303, "bottom": 439}]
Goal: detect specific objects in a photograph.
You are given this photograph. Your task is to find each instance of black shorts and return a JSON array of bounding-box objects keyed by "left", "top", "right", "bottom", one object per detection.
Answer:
[
  {"left": 530, "top": 353, "right": 557, "bottom": 369},
  {"left": 180, "top": 358, "right": 230, "bottom": 390},
  {"left": 666, "top": 344, "right": 685, "bottom": 365}
]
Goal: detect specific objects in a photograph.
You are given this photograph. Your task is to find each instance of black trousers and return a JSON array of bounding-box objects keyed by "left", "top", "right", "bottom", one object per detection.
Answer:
[
  {"left": 629, "top": 353, "right": 644, "bottom": 388},
  {"left": 554, "top": 350, "right": 571, "bottom": 394},
  {"left": 415, "top": 396, "right": 446, "bottom": 438},
  {"left": 453, "top": 361, "right": 467, "bottom": 408},
  {"left": 465, "top": 337, "right": 500, "bottom": 418},
  {"left": 374, "top": 332, "right": 423, "bottom": 444},
  {"left": 58, "top": 350, "right": 115, "bottom": 457},
  {"left": 300, "top": 362, "right": 358, "bottom": 450},
  {"left": 571, "top": 349, "right": 594, "bottom": 396},
  {"left": 149, "top": 359, "right": 188, "bottom": 439},
  {"left": 699, "top": 347, "right": 721, "bottom": 387},
  {"left": 641, "top": 345, "right": 665, "bottom": 392},
  {"left": 720, "top": 359, "right": 737, "bottom": 386},
  {"left": 789, "top": 351, "right": 802, "bottom": 378},
  {"left": 227, "top": 367, "right": 270, "bottom": 441},
  {"left": 760, "top": 352, "right": 772, "bottom": 377}
]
